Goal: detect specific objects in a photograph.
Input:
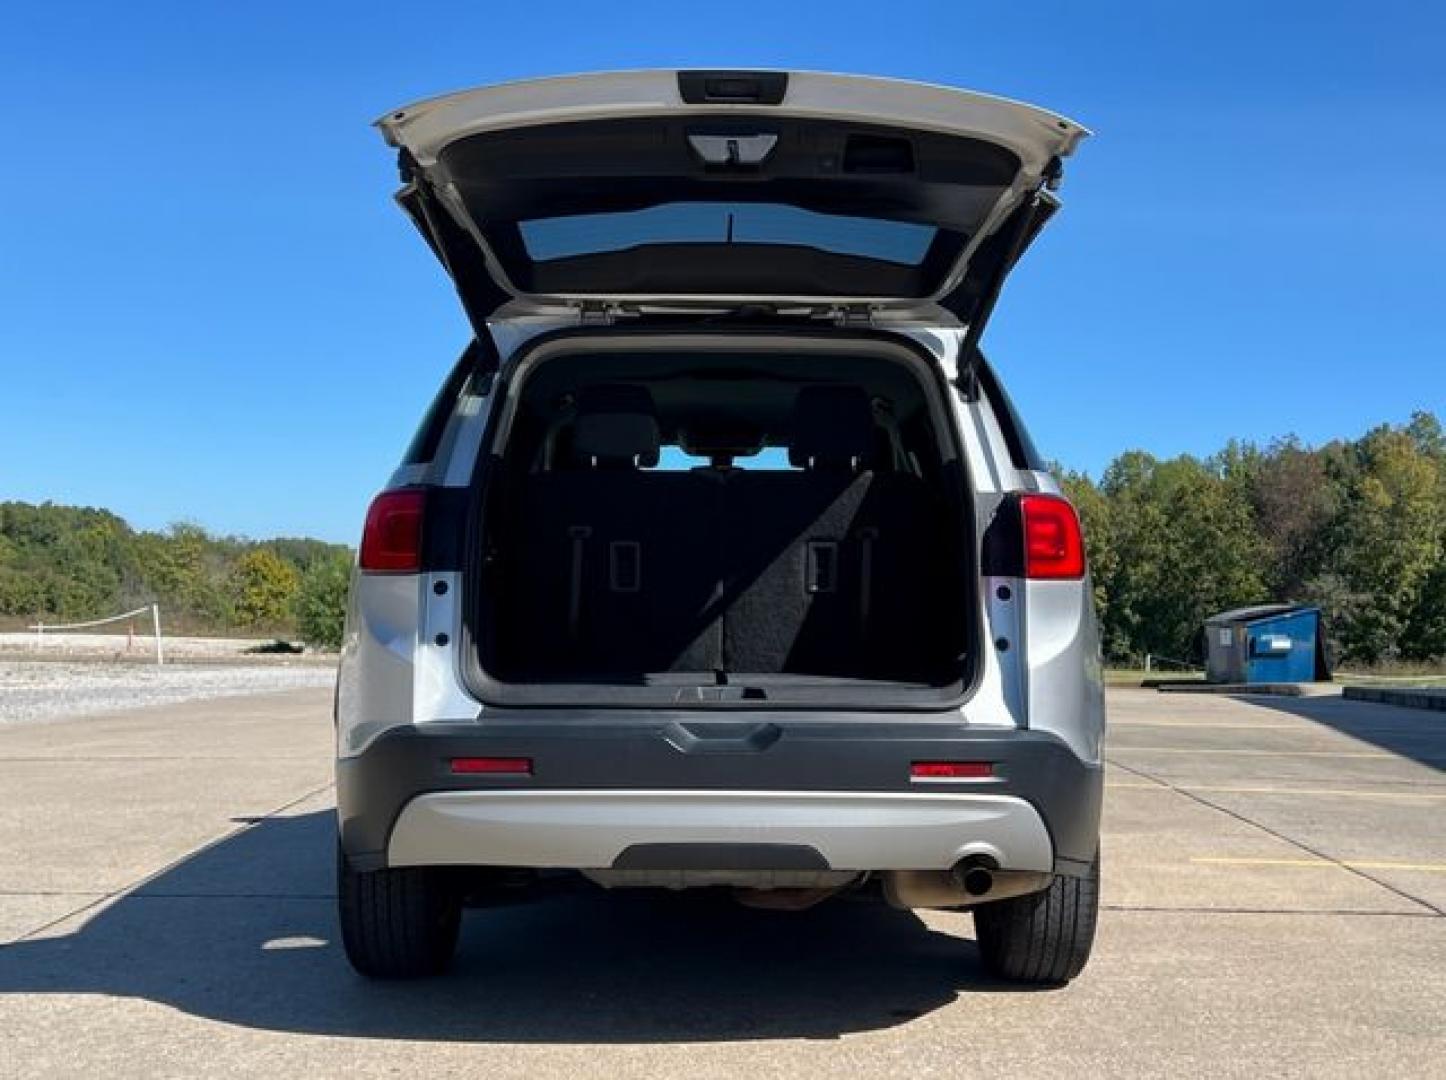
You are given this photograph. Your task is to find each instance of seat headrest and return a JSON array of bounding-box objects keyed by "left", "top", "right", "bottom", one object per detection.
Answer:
[
  {"left": 578, "top": 383, "right": 657, "bottom": 416},
  {"left": 571, "top": 384, "right": 661, "bottom": 467},
  {"left": 678, "top": 417, "right": 766, "bottom": 459},
  {"left": 572, "top": 413, "right": 661, "bottom": 467},
  {"left": 788, "top": 386, "right": 874, "bottom": 469}
]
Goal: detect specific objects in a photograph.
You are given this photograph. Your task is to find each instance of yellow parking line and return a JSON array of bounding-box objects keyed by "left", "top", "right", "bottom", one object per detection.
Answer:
[
  {"left": 1114, "top": 747, "right": 1392, "bottom": 759},
  {"left": 1111, "top": 720, "right": 1303, "bottom": 730},
  {"left": 1106, "top": 781, "right": 1177, "bottom": 791},
  {"left": 1106, "top": 783, "right": 1446, "bottom": 801},
  {"left": 1192, "top": 857, "right": 1446, "bottom": 874}
]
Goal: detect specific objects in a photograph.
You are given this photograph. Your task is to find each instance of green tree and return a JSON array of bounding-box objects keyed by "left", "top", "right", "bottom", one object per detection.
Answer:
[
  {"left": 0, "top": 502, "right": 131, "bottom": 618},
  {"left": 1057, "top": 469, "right": 1122, "bottom": 654},
  {"left": 1406, "top": 410, "right": 1446, "bottom": 462},
  {"left": 1098, "top": 453, "right": 1266, "bottom": 662},
  {"left": 1326, "top": 427, "right": 1443, "bottom": 663},
  {"left": 1246, "top": 437, "right": 1337, "bottom": 600},
  {"left": 0, "top": 501, "right": 352, "bottom": 638},
  {"left": 1402, "top": 559, "right": 1446, "bottom": 662},
  {"left": 294, "top": 550, "right": 353, "bottom": 647},
  {"left": 228, "top": 549, "right": 301, "bottom": 630},
  {"left": 135, "top": 524, "right": 232, "bottom": 628}
]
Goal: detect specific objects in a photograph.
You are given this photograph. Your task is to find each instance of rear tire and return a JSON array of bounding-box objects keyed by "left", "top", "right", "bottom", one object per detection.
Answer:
[
  {"left": 973, "top": 851, "right": 1100, "bottom": 985},
  {"left": 337, "top": 845, "right": 462, "bottom": 978}
]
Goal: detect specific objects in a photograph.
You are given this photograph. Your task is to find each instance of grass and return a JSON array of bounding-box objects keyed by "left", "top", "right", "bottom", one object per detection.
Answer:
[
  {"left": 1104, "top": 668, "right": 1203, "bottom": 687},
  {"left": 1332, "top": 671, "right": 1446, "bottom": 687}
]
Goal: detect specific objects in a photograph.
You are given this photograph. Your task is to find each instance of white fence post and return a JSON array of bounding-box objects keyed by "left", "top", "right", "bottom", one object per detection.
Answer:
[{"left": 151, "top": 603, "right": 164, "bottom": 667}]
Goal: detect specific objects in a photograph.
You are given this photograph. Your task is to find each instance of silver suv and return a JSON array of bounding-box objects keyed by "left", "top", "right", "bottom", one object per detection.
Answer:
[{"left": 336, "top": 70, "right": 1104, "bottom": 985}]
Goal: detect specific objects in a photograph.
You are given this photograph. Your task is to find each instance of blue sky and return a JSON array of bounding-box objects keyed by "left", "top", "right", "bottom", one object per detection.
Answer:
[{"left": 2, "top": 1, "right": 1442, "bottom": 542}]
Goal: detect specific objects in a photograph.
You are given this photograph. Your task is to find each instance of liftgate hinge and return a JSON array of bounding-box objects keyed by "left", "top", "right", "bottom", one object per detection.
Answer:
[
  {"left": 578, "top": 301, "right": 621, "bottom": 326},
  {"left": 831, "top": 305, "right": 874, "bottom": 327}
]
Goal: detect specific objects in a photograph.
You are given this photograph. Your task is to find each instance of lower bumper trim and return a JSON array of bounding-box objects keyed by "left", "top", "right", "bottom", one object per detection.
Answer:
[{"left": 385, "top": 789, "right": 1055, "bottom": 873}]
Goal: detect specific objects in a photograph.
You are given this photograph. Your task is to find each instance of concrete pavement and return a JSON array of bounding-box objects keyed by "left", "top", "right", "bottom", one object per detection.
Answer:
[{"left": 1, "top": 686, "right": 1444, "bottom": 1077}]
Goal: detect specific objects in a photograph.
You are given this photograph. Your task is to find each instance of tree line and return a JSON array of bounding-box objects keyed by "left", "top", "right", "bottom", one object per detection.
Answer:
[
  {"left": 1059, "top": 411, "right": 1446, "bottom": 668},
  {"left": 0, "top": 503, "right": 353, "bottom": 646},
  {"left": 3, "top": 409, "right": 1443, "bottom": 664}
]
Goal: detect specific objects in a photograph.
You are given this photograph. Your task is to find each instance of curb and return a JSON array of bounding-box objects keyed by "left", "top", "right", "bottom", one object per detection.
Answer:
[
  {"left": 1342, "top": 687, "right": 1446, "bottom": 712},
  {"left": 1151, "top": 681, "right": 1304, "bottom": 696}
]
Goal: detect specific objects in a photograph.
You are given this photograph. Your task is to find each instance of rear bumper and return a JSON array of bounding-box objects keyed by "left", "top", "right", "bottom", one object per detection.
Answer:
[
  {"left": 336, "top": 716, "right": 1103, "bottom": 877},
  {"left": 388, "top": 789, "right": 1055, "bottom": 873}
]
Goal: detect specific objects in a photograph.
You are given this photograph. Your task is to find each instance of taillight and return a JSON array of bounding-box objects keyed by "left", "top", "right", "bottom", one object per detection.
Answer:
[
  {"left": 1020, "top": 493, "right": 1086, "bottom": 580},
  {"left": 359, "top": 488, "right": 425, "bottom": 573}
]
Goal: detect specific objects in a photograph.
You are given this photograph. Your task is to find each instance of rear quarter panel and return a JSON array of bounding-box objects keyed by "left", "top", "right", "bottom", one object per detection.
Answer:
[{"left": 918, "top": 327, "right": 1105, "bottom": 764}]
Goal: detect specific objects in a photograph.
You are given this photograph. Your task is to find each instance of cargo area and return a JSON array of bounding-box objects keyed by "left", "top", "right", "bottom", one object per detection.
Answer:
[{"left": 468, "top": 337, "right": 974, "bottom": 706}]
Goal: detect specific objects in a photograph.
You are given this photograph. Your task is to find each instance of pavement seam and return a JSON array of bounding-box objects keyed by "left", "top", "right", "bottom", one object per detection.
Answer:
[
  {"left": 1112, "top": 720, "right": 1440, "bottom": 731},
  {"left": 11, "top": 780, "right": 336, "bottom": 943},
  {"left": 1122, "top": 772, "right": 1446, "bottom": 789},
  {"left": 1113, "top": 747, "right": 1408, "bottom": 759},
  {"left": 1107, "top": 782, "right": 1446, "bottom": 801},
  {"left": 0, "top": 890, "right": 109, "bottom": 897},
  {"left": 0, "top": 756, "right": 318, "bottom": 761},
  {"left": 1106, "top": 756, "right": 1446, "bottom": 918},
  {"left": 1192, "top": 856, "right": 1446, "bottom": 873},
  {"left": 1102, "top": 904, "right": 1442, "bottom": 918}
]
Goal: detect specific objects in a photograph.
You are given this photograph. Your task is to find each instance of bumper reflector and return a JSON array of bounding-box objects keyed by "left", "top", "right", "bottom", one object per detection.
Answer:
[
  {"left": 910, "top": 761, "right": 993, "bottom": 779},
  {"left": 450, "top": 757, "right": 533, "bottom": 776}
]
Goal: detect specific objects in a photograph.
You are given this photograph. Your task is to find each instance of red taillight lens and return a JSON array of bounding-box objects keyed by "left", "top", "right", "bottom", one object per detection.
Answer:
[
  {"left": 359, "top": 488, "right": 425, "bottom": 573},
  {"left": 450, "top": 757, "right": 533, "bottom": 775},
  {"left": 1020, "top": 493, "right": 1086, "bottom": 580},
  {"left": 911, "top": 761, "right": 994, "bottom": 779}
]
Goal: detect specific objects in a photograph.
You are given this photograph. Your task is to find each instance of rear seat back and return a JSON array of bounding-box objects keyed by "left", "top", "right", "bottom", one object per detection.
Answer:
[
  {"left": 722, "top": 387, "right": 874, "bottom": 675},
  {"left": 723, "top": 386, "right": 958, "bottom": 680},
  {"left": 507, "top": 383, "right": 959, "bottom": 684},
  {"left": 855, "top": 472, "right": 960, "bottom": 680},
  {"left": 722, "top": 469, "right": 873, "bottom": 675},
  {"left": 510, "top": 388, "right": 722, "bottom": 677},
  {"left": 516, "top": 473, "right": 722, "bottom": 675}
]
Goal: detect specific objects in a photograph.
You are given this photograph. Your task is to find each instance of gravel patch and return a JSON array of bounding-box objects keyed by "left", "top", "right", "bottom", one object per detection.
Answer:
[
  {"left": 0, "top": 631, "right": 298, "bottom": 660},
  {"left": 0, "top": 661, "right": 336, "bottom": 726}
]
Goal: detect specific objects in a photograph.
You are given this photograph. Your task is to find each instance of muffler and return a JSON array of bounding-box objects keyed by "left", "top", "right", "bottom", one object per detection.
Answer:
[{"left": 882, "top": 862, "right": 1053, "bottom": 910}]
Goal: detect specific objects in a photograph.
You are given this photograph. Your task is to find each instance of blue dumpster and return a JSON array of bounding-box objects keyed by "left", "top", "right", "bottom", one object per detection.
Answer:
[{"left": 1204, "top": 604, "right": 1328, "bottom": 684}]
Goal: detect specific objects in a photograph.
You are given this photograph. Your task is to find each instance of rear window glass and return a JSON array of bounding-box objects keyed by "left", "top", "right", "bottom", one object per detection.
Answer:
[
  {"left": 653, "top": 446, "right": 796, "bottom": 472},
  {"left": 520, "top": 202, "right": 937, "bottom": 266}
]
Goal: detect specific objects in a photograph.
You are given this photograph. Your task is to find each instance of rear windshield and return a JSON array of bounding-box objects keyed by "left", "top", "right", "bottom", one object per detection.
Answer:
[{"left": 521, "top": 203, "right": 937, "bottom": 266}]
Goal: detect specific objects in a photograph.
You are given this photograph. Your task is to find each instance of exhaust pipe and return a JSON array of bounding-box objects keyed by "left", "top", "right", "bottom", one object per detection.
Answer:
[
  {"left": 953, "top": 856, "right": 997, "bottom": 897},
  {"left": 883, "top": 865, "right": 1053, "bottom": 910},
  {"left": 961, "top": 866, "right": 994, "bottom": 897}
]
